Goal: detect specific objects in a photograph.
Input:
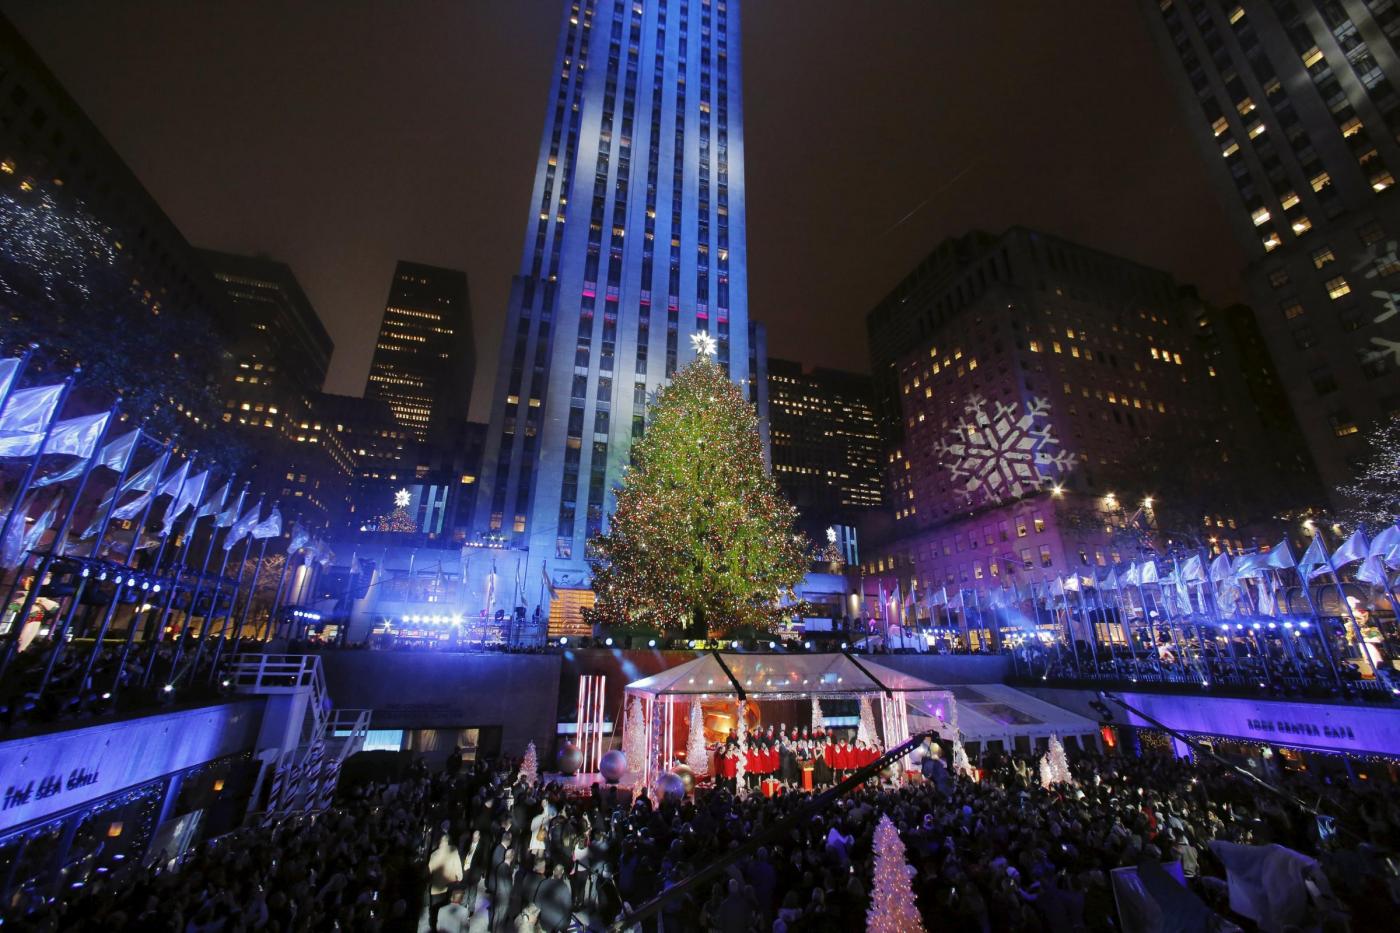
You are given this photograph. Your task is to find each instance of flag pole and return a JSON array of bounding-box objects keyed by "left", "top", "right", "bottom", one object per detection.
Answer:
[
  {"left": 0, "top": 373, "right": 77, "bottom": 572},
  {"left": 1291, "top": 557, "right": 1342, "bottom": 687},
  {"left": 239, "top": 508, "right": 277, "bottom": 643},
  {"left": 0, "top": 343, "right": 37, "bottom": 416},
  {"left": 265, "top": 514, "right": 302, "bottom": 641},
  {"left": 36, "top": 425, "right": 147, "bottom": 695},
  {"left": 0, "top": 401, "right": 121, "bottom": 679},
  {"left": 73, "top": 440, "right": 173, "bottom": 699},
  {"left": 1315, "top": 528, "right": 1375, "bottom": 679},
  {"left": 108, "top": 452, "right": 197, "bottom": 694},
  {"left": 208, "top": 519, "right": 260, "bottom": 680},
  {"left": 180, "top": 483, "right": 249, "bottom": 683},
  {"left": 143, "top": 475, "right": 220, "bottom": 686}
]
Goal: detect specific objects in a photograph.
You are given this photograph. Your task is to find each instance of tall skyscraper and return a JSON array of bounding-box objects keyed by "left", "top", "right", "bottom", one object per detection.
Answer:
[
  {"left": 1141, "top": 0, "right": 1400, "bottom": 496},
  {"left": 767, "top": 358, "right": 883, "bottom": 541},
  {"left": 474, "top": 0, "right": 752, "bottom": 589},
  {"left": 365, "top": 260, "right": 474, "bottom": 444}
]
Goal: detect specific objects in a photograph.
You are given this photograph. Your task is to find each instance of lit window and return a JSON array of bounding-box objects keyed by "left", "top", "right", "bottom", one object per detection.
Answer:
[
  {"left": 1228, "top": 5, "right": 1245, "bottom": 23},
  {"left": 1291, "top": 216, "right": 1312, "bottom": 235},
  {"left": 1211, "top": 116, "right": 1229, "bottom": 137},
  {"left": 1222, "top": 140, "right": 1240, "bottom": 158},
  {"left": 1302, "top": 46, "right": 1325, "bottom": 68},
  {"left": 1237, "top": 97, "right": 1255, "bottom": 116},
  {"left": 1248, "top": 122, "right": 1266, "bottom": 139},
  {"left": 1262, "top": 231, "right": 1283, "bottom": 252},
  {"left": 1341, "top": 116, "right": 1363, "bottom": 138},
  {"left": 1282, "top": 302, "right": 1305, "bottom": 320},
  {"left": 1280, "top": 191, "right": 1300, "bottom": 209},
  {"left": 1311, "top": 171, "right": 1332, "bottom": 193},
  {"left": 1312, "top": 246, "right": 1336, "bottom": 268},
  {"left": 1251, "top": 206, "right": 1271, "bottom": 226},
  {"left": 1325, "top": 276, "right": 1351, "bottom": 299},
  {"left": 1372, "top": 171, "right": 1395, "bottom": 192}
]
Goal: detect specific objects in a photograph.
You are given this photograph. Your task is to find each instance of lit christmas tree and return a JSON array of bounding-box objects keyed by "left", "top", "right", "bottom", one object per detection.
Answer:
[
  {"left": 866, "top": 814, "right": 926, "bottom": 933},
  {"left": 1040, "top": 733, "right": 1073, "bottom": 788},
  {"left": 811, "top": 697, "right": 825, "bottom": 733},
  {"left": 588, "top": 350, "right": 808, "bottom": 635},
  {"left": 375, "top": 489, "right": 419, "bottom": 533},
  {"left": 622, "top": 696, "right": 648, "bottom": 773},
  {"left": 686, "top": 697, "right": 709, "bottom": 777},
  {"left": 1338, "top": 412, "right": 1400, "bottom": 528},
  {"left": 952, "top": 738, "right": 974, "bottom": 779},
  {"left": 520, "top": 741, "right": 538, "bottom": 784},
  {"left": 857, "top": 696, "right": 878, "bottom": 747}
]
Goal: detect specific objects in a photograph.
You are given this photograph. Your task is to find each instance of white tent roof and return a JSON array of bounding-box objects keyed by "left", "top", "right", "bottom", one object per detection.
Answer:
[
  {"left": 625, "top": 652, "right": 950, "bottom": 702},
  {"left": 909, "top": 683, "right": 1098, "bottom": 743}
]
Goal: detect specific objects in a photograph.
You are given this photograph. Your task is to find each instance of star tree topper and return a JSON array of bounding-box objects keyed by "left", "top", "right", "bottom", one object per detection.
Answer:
[
  {"left": 690, "top": 331, "right": 717, "bottom": 358},
  {"left": 394, "top": 488, "right": 412, "bottom": 509}
]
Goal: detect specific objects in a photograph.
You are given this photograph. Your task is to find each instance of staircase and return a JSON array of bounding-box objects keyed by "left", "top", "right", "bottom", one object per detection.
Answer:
[{"left": 226, "top": 653, "right": 371, "bottom": 819}]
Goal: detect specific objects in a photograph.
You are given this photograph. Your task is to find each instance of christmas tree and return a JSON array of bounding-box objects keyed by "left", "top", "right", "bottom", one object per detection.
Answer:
[
  {"left": 375, "top": 489, "right": 418, "bottom": 533},
  {"left": 952, "top": 738, "right": 974, "bottom": 779},
  {"left": 1338, "top": 412, "right": 1400, "bottom": 528},
  {"left": 622, "top": 696, "right": 648, "bottom": 774},
  {"left": 811, "top": 697, "right": 825, "bottom": 733},
  {"left": 686, "top": 697, "right": 709, "bottom": 776},
  {"left": 520, "top": 741, "right": 538, "bottom": 784},
  {"left": 1040, "top": 733, "right": 1073, "bottom": 788},
  {"left": 857, "top": 697, "right": 878, "bottom": 748},
  {"left": 866, "top": 814, "right": 926, "bottom": 933},
  {"left": 588, "top": 352, "right": 808, "bottom": 635}
]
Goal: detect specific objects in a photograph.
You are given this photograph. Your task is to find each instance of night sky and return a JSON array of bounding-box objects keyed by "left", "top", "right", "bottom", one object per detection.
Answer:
[{"left": 2, "top": 1, "right": 1243, "bottom": 420}]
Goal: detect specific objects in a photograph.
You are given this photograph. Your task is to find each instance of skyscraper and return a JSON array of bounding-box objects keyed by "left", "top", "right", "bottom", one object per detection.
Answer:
[
  {"left": 767, "top": 358, "right": 883, "bottom": 541},
  {"left": 1141, "top": 0, "right": 1400, "bottom": 496},
  {"left": 474, "top": 0, "right": 752, "bottom": 589},
  {"left": 365, "top": 260, "right": 474, "bottom": 444}
]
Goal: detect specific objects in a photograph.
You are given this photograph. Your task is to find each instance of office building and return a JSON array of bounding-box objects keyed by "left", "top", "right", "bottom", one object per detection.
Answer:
[
  {"left": 861, "top": 226, "right": 1306, "bottom": 601},
  {"left": 201, "top": 250, "right": 351, "bottom": 526},
  {"left": 1141, "top": 0, "right": 1400, "bottom": 496},
  {"left": 0, "top": 12, "right": 232, "bottom": 441},
  {"left": 474, "top": 0, "right": 754, "bottom": 594},
  {"left": 365, "top": 261, "right": 474, "bottom": 444},
  {"left": 767, "top": 358, "right": 883, "bottom": 543}
]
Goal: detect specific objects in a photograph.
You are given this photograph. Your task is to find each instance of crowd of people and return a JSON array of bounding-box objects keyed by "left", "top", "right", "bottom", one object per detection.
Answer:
[{"left": 6, "top": 727, "right": 1399, "bottom": 932}]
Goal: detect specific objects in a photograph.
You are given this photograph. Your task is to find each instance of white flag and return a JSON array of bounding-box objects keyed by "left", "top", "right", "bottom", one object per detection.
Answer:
[
  {"left": 1297, "top": 537, "right": 1329, "bottom": 580},
  {"left": 250, "top": 506, "right": 282, "bottom": 540},
  {"left": 0, "top": 411, "right": 110, "bottom": 460},
  {"left": 1209, "top": 553, "right": 1233, "bottom": 584},
  {"left": 1369, "top": 524, "right": 1400, "bottom": 569},
  {"left": 1264, "top": 539, "right": 1296, "bottom": 570},
  {"left": 162, "top": 468, "right": 207, "bottom": 536},
  {"left": 155, "top": 460, "right": 190, "bottom": 500},
  {"left": 1181, "top": 554, "right": 1206, "bottom": 583},
  {"left": 223, "top": 499, "right": 263, "bottom": 550},
  {"left": 0, "top": 499, "right": 31, "bottom": 569},
  {"left": 1332, "top": 530, "right": 1369, "bottom": 568},
  {"left": 1356, "top": 555, "right": 1389, "bottom": 587},
  {"left": 286, "top": 521, "right": 310, "bottom": 555},
  {"left": 196, "top": 480, "right": 229, "bottom": 520},
  {"left": 31, "top": 425, "right": 136, "bottom": 488},
  {"left": 1123, "top": 563, "right": 1141, "bottom": 587},
  {"left": 1140, "top": 560, "right": 1160, "bottom": 585},
  {"left": 0, "top": 383, "right": 63, "bottom": 438},
  {"left": 1233, "top": 553, "right": 1266, "bottom": 579},
  {"left": 0, "top": 357, "right": 19, "bottom": 401}
]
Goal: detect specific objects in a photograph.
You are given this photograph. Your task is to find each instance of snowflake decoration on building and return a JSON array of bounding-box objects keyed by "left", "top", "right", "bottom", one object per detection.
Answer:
[
  {"left": 689, "top": 331, "right": 717, "bottom": 358},
  {"left": 934, "top": 394, "right": 1075, "bottom": 505},
  {"left": 1353, "top": 238, "right": 1400, "bottom": 326}
]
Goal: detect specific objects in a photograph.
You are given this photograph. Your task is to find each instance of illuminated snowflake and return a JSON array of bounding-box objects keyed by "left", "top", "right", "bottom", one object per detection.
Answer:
[
  {"left": 934, "top": 395, "right": 1075, "bottom": 505},
  {"left": 1352, "top": 239, "right": 1400, "bottom": 325}
]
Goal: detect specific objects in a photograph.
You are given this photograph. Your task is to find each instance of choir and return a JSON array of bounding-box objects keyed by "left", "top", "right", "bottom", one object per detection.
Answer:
[{"left": 710, "top": 723, "right": 884, "bottom": 795}]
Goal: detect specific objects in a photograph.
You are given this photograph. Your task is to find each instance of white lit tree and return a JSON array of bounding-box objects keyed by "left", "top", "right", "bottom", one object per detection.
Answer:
[
  {"left": 686, "top": 697, "right": 709, "bottom": 776},
  {"left": 857, "top": 696, "right": 878, "bottom": 747},
  {"left": 1040, "top": 733, "right": 1073, "bottom": 788},
  {"left": 952, "top": 738, "right": 974, "bottom": 779},
  {"left": 520, "top": 741, "right": 538, "bottom": 784},
  {"left": 867, "top": 814, "right": 926, "bottom": 933},
  {"left": 622, "top": 696, "right": 648, "bottom": 773}
]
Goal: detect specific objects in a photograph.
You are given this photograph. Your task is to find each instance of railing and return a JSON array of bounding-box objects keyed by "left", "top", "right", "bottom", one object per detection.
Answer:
[
  {"left": 225, "top": 653, "right": 330, "bottom": 743},
  {"left": 325, "top": 707, "right": 372, "bottom": 763}
]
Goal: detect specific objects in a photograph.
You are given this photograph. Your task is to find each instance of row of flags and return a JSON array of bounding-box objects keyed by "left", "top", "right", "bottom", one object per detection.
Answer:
[
  {"left": 872, "top": 526, "right": 1400, "bottom": 624},
  {"left": 0, "top": 348, "right": 336, "bottom": 604}
]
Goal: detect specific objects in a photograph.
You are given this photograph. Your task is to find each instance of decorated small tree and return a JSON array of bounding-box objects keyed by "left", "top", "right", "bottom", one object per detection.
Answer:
[
  {"left": 622, "top": 696, "right": 648, "bottom": 774},
  {"left": 686, "top": 697, "right": 709, "bottom": 776},
  {"left": 587, "top": 350, "right": 808, "bottom": 635},
  {"left": 857, "top": 696, "right": 879, "bottom": 748},
  {"left": 867, "top": 814, "right": 926, "bottom": 933},
  {"left": 520, "top": 741, "right": 538, "bottom": 784},
  {"left": 811, "top": 697, "right": 825, "bottom": 733},
  {"left": 1338, "top": 411, "right": 1400, "bottom": 528},
  {"left": 952, "top": 738, "right": 974, "bottom": 780},
  {"left": 1040, "top": 733, "right": 1073, "bottom": 788}
]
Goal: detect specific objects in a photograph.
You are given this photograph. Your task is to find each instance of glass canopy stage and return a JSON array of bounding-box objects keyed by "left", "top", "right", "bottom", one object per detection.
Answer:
[{"left": 622, "top": 652, "right": 958, "bottom": 788}]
